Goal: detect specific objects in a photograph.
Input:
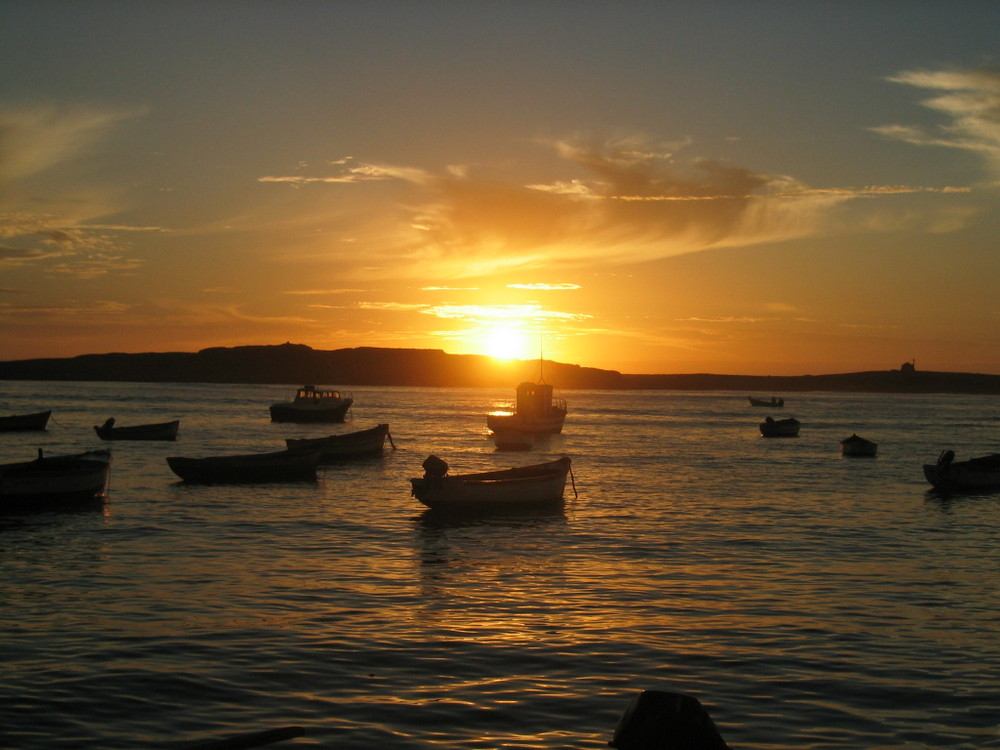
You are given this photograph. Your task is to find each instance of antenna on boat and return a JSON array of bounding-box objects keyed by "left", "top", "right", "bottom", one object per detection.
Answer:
[{"left": 537, "top": 335, "right": 547, "bottom": 383}]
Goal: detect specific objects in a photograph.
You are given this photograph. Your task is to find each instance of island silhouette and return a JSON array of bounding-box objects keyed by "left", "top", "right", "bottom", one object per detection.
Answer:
[{"left": 1, "top": 343, "right": 999, "bottom": 394}]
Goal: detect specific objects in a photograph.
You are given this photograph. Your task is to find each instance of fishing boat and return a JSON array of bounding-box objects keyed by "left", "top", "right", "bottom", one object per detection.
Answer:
[
  {"left": 486, "top": 381, "right": 567, "bottom": 435},
  {"left": 923, "top": 450, "right": 1000, "bottom": 491},
  {"left": 94, "top": 417, "right": 180, "bottom": 441},
  {"left": 759, "top": 416, "right": 800, "bottom": 437},
  {"left": 841, "top": 433, "right": 877, "bottom": 457},
  {"left": 269, "top": 385, "right": 353, "bottom": 423},
  {"left": 748, "top": 395, "right": 784, "bottom": 407},
  {"left": 410, "top": 455, "right": 573, "bottom": 511},
  {"left": 285, "top": 423, "right": 393, "bottom": 461},
  {"left": 1, "top": 449, "right": 112, "bottom": 512},
  {"left": 166, "top": 447, "right": 322, "bottom": 483},
  {"left": 0, "top": 410, "right": 51, "bottom": 431}
]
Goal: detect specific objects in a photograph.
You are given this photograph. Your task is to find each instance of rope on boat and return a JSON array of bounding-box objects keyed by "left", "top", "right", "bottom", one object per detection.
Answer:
[
  {"left": 387, "top": 430, "right": 396, "bottom": 450},
  {"left": 569, "top": 459, "right": 578, "bottom": 499}
]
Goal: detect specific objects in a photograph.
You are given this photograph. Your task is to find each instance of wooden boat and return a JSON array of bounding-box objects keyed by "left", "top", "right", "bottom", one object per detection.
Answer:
[
  {"left": 748, "top": 395, "right": 783, "bottom": 407},
  {"left": 491, "top": 429, "right": 535, "bottom": 451},
  {"left": 486, "top": 381, "right": 567, "bottom": 435},
  {"left": 0, "top": 410, "right": 51, "bottom": 431},
  {"left": 166, "top": 447, "right": 322, "bottom": 483},
  {"left": 923, "top": 450, "right": 1000, "bottom": 491},
  {"left": 94, "top": 417, "right": 180, "bottom": 441},
  {"left": 1, "top": 449, "right": 112, "bottom": 512},
  {"left": 759, "top": 416, "right": 800, "bottom": 437},
  {"left": 269, "top": 385, "right": 353, "bottom": 423},
  {"left": 841, "top": 433, "right": 877, "bottom": 457},
  {"left": 610, "top": 690, "right": 730, "bottom": 750},
  {"left": 410, "top": 455, "right": 572, "bottom": 511},
  {"left": 285, "top": 423, "right": 392, "bottom": 461}
]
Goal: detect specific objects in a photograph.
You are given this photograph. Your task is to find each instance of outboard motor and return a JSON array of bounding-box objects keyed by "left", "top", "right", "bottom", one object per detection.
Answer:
[
  {"left": 422, "top": 455, "right": 449, "bottom": 479},
  {"left": 938, "top": 449, "right": 955, "bottom": 467}
]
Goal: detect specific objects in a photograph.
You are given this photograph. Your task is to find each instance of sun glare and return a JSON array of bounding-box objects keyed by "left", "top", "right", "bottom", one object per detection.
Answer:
[{"left": 484, "top": 327, "right": 532, "bottom": 361}]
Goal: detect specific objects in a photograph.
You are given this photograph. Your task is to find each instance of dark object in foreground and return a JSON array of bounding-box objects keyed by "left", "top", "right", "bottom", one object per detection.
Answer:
[
  {"left": 759, "top": 416, "right": 800, "bottom": 437},
  {"left": 181, "top": 725, "right": 304, "bottom": 750},
  {"left": 609, "top": 690, "right": 730, "bottom": 750}
]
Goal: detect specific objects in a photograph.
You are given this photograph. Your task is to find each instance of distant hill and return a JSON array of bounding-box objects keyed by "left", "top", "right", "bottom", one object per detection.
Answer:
[{"left": 2, "top": 343, "right": 1000, "bottom": 393}]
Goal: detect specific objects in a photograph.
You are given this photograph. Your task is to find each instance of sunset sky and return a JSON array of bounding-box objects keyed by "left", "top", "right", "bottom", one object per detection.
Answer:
[{"left": 2, "top": 1, "right": 999, "bottom": 375}]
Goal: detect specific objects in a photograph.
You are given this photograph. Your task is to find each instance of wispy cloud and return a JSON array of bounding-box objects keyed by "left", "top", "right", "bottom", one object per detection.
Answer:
[{"left": 874, "top": 67, "right": 1000, "bottom": 180}]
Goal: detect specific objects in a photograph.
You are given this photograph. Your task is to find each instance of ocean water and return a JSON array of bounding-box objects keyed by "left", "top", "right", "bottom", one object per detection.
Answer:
[{"left": 1, "top": 381, "right": 999, "bottom": 749}]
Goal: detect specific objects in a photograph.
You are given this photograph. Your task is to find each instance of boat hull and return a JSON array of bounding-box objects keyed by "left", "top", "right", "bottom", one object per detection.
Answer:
[
  {"left": 285, "top": 424, "right": 390, "bottom": 461},
  {"left": 0, "top": 410, "right": 51, "bottom": 431},
  {"left": 841, "top": 434, "right": 877, "bottom": 457},
  {"left": 95, "top": 419, "right": 179, "bottom": 441},
  {"left": 167, "top": 448, "right": 321, "bottom": 483},
  {"left": 486, "top": 411, "right": 566, "bottom": 435},
  {"left": 759, "top": 417, "right": 800, "bottom": 437},
  {"left": 748, "top": 397, "right": 784, "bottom": 407},
  {"left": 1, "top": 450, "right": 111, "bottom": 512},
  {"left": 923, "top": 451, "right": 1000, "bottom": 491},
  {"left": 269, "top": 401, "right": 352, "bottom": 423},
  {"left": 410, "top": 456, "right": 571, "bottom": 511}
]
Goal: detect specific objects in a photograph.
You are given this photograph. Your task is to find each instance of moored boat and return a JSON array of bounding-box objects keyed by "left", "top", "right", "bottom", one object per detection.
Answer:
[
  {"left": 269, "top": 385, "right": 353, "bottom": 423},
  {"left": 410, "top": 455, "right": 573, "bottom": 511},
  {"left": 1, "top": 449, "right": 112, "bottom": 512},
  {"left": 0, "top": 410, "right": 51, "bottom": 431},
  {"left": 486, "top": 381, "right": 567, "bottom": 435},
  {"left": 759, "top": 416, "right": 800, "bottom": 437},
  {"left": 748, "top": 395, "right": 784, "bottom": 407},
  {"left": 923, "top": 450, "right": 1000, "bottom": 491},
  {"left": 95, "top": 417, "right": 180, "bottom": 441},
  {"left": 285, "top": 423, "right": 393, "bottom": 461},
  {"left": 166, "top": 447, "right": 322, "bottom": 483},
  {"left": 841, "top": 433, "right": 877, "bottom": 457}
]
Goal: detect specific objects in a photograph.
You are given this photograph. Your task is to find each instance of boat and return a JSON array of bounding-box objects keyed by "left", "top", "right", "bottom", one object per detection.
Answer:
[
  {"left": 748, "top": 395, "right": 784, "bottom": 407},
  {"left": 491, "top": 429, "right": 535, "bottom": 451},
  {"left": 923, "top": 450, "right": 1000, "bottom": 491},
  {"left": 486, "top": 381, "right": 567, "bottom": 435},
  {"left": 841, "top": 433, "right": 877, "bottom": 457},
  {"left": 166, "top": 447, "right": 322, "bottom": 483},
  {"left": 269, "top": 385, "right": 353, "bottom": 423},
  {"left": 94, "top": 417, "right": 180, "bottom": 441},
  {"left": 1, "top": 449, "right": 112, "bottom": 512},
  {"left": 759, "top": 416, "right": 800, "bottom": 437},
  {"left": 610, "top": 690, "right": 730, "bottom": 750},
  {"left": 0, "top": 410, "right": 51, "bottom": 431},
  {"left": 410, "top": 455, "right": 573, "bottom": 511},
  {"left": 284, "top": 423, "right": 393, "bottom": 461}
]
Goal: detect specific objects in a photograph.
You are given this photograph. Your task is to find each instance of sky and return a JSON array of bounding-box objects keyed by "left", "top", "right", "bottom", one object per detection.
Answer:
[{"left": 2, "top": 1, "right": 1000, "bottom": 376}]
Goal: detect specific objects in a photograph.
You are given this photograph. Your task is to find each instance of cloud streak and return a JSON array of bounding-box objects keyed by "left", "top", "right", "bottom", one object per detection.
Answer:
[{"left": 874, "top": 67, "right": 1000, "bottom": 180}]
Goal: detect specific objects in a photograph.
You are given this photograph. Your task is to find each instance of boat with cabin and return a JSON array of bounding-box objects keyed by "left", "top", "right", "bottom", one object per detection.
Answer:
[
  {"left": 269, "top": 385, "right": 353, "bottom": 423},
  {"left": 487, "top": 380, "right": 567, "bottom": 435}
]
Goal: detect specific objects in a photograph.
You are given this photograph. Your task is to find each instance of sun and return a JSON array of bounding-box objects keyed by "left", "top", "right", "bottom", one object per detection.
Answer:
[{"left": 483, "top": 326, "right": 532, "bottom": 361}]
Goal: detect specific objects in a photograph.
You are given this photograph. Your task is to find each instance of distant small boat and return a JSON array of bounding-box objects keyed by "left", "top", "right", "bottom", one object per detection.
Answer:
[
  {"left": 923, "top": 450, "right": 1000, "bottom": 491},
  {"left": 285, "top": 423, "right": 393, "bottom": 461},
  {"left": 759, "top": 416, "right": 800, "bottom": 437},
  {"left": 0, "top": 410, "right": 51, "bottom": 431},
  {"left": 491, "top": 429, "right": 535, "bottom": 451},
  {"left": 166, "top": 447, "right": 322, "bottom": 483},
  {"left": 410, "top": 455, "right": 573, "bottom": 511},
  {"left": 841, "top": 433, "right": 877, "bottom": 457},
  {"left": 269, "top": 385, "right": 353, "bottom": 423},
  {"left": 486, "top": 381, "right": 567, "bottom": 435},
  {"left": 748, "top": 396, "right": 784, "bottom": 407},
  {"left": 94, "top": 417, "right": 180, "bottom": 441},
  {"left": 1, "top": 449, "right": 112, "bottom": 512}
]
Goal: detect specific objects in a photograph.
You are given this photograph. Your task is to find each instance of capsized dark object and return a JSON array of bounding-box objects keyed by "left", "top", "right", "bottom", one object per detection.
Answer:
[{"left": 609, "top": 690, "right": 730, "bottom": 750}]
